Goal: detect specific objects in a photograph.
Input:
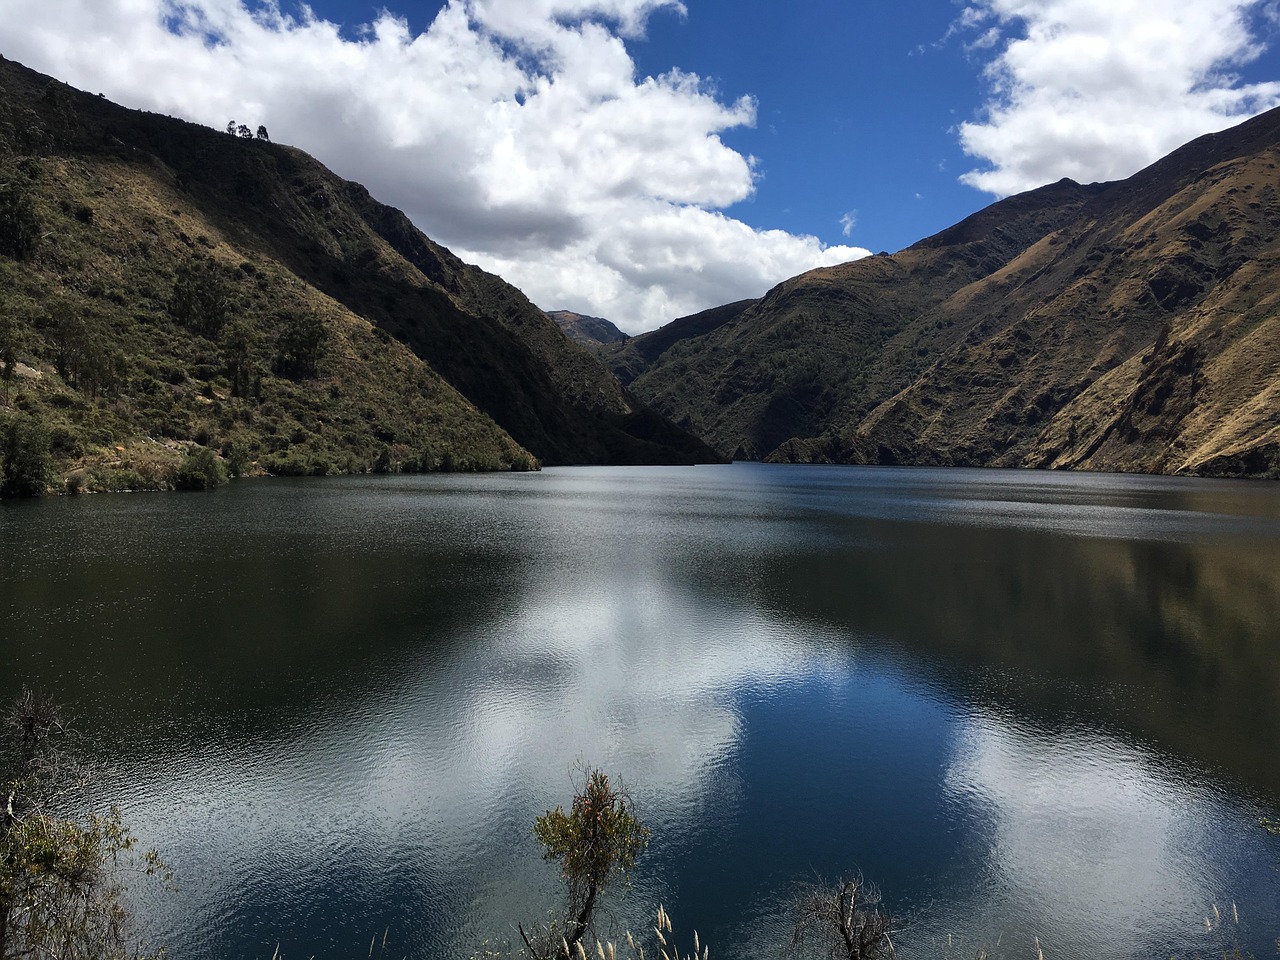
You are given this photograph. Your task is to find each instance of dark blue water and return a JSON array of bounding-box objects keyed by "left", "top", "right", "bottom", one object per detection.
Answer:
[{"left": 2, "top": 464, "right": 1279, "bottom": 959}]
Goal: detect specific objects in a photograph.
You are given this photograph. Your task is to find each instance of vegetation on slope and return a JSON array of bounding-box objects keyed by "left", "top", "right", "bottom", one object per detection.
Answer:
[
  {"left": 0, "top": 165, "right": 533, "bottom": 492},
  {"left": 600, "top": 298, "right": 758, "bottom": 388},
  {"left": 0, "top": 56, "right": 717, "bottom": 495},
  {"left": 622, "top": 113, "right": 1280, "bottom": 477},
  {"left": 0, "top": 63, "right": 536, "bottom": 494},
  {"left": 624, "top": 180, "right": 1099, "bottom": 461},
  {"left": 349, "top": 197, "right": 720, "bottom": 465}
]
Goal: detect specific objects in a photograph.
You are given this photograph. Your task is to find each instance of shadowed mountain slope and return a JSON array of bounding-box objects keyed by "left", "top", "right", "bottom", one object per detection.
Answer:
[
  {"left": 601, "top": 298, "right": 759, "bottom": 387},
  {"left": 0, "top": 57, "right": 717, "bottom": 492},
  {"left": 624, "top": 111, "right": 1280, "bottom": 477}
]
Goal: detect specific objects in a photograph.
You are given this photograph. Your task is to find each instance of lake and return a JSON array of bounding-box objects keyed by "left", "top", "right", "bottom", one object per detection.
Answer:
[{"left": 2, "top": 464, "right": 1279, "bottom": 959}]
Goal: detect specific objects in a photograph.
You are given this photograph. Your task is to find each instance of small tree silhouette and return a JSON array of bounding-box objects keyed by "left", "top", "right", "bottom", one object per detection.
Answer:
[
  {"left": 273, "top": 310, "right": 328, "bottom": 380},
  {"left": 169, "top": 260, "right": 230, "bottom": 338},
  {"left": 0, "top": 180, "right": 42, "bottom": 261},
  {"left": 255, "top": 125, "right": 270, "bottom": 142},
  {"left": 790, "top": 875, "right": 895, "bottom": 960},
  {"left": 236, "top": 124, "right": 253, "bottom": 139},
  {"left": 522, "top": 768, "right": 650, "bottom": 960},
  {"left": 1, "top": 342, "right": 15, "bottom": 403},
  {"left": 226, "top": 120, "right": 236, "bottom": 135},
  {"left": 0, "top": 316, "right": 15, "bottom": 402}
]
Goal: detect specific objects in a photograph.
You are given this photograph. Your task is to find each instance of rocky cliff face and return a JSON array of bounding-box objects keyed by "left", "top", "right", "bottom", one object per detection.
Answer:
[{"left": 623, "top": 111, "right": 1280, "bottom": 477}]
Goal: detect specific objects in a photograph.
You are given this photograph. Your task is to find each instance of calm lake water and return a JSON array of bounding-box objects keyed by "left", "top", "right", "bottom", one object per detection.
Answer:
[{"left": 2, "top": 464, "right": 1279, "bottom": 959}]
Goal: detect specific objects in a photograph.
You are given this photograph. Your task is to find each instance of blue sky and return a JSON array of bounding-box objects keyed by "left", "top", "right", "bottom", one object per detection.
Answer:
[
  {"left": 632, "top": 0, "right": 992, "bottom": 254},
  {"left": 3, "top": 0, "right": 1280, "bottom": 330}
]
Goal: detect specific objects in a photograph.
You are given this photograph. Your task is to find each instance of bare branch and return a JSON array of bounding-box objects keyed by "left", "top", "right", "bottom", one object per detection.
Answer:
[{"left": 790, "top": 874, "right": 895, "bottom": 960}]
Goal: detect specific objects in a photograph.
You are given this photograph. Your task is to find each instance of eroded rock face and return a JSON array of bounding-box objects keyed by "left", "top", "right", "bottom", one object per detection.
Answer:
[{"left": 623, "top": 113, "right": 1280, "bottom": 478}]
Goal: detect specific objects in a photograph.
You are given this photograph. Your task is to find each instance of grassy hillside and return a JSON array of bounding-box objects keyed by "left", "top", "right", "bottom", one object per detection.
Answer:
[
  {"left": 627, "top": 180, "right": 1099, "bottom": 460},
  {"left": 0, "top": 114, "right": 532, "bottom": 492},
  {"left": 0, "top": 57, "right": 716, "bottom": 496},
  {"left": 624, "top": 111, "right": 1280, "bottom": 477},
  {"left": 600, "top": 298, "right": 758, "bottom": 387}
]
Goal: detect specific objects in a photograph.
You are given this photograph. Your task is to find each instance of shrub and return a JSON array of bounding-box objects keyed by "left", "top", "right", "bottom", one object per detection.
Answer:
[
  {"left": 0, "top": 178, "right": 41, "bottom": 260},
  {"left": 790, "top": 875, "right": 894, "bottom": 960},
  {"left": 172, "top": 446, "right": 228, "bottom": 491},
  {"left": 264, "top": 450, "right": 333, "bottom": 476},
  {"left": 273, "top": 310, "right": 327, "bottom": 380},
  {"left": 522, "top": 768, "right": 650, "bottom": 960},
  {"left": 1, "top": 323, "right": 16, "bottom": 402},
  {"left": 85, "top": 467, "right": 149, "bottom": 493},
  {"left": 222, "top": 439, "right": 252, "bottom": 477},
  {"left": 1, "top": 689, "right": 170, "bottom": 960},
  {"left": 0, "top": 416, "right": 52, "bottom": 497},
  {"left": 169, "top": 259, "right": 230, "bottom": 338}
]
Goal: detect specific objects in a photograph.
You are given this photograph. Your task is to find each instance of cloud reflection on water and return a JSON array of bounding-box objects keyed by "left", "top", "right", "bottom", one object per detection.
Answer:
[
  {"left": 8, "top": 468, "right": 1279, "bottom": 960},
  {"left": 919, "top": 708, "right": 1257, "bottom": 959},
  {"left": 113, "top": 571, "right": 850, "bottom": 957}
]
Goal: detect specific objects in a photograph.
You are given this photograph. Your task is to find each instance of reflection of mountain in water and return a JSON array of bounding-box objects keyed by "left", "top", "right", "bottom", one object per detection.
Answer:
[{"left": 750, "top": 498, "right": 1280, "bottom": 801}]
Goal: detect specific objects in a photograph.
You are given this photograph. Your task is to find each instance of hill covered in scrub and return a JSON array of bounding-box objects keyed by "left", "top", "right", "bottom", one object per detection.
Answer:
[
  {"left": 0, "top": 57, "right": 717, "bottom": 495},
  {"left": 619, "top": 110, "right": 1280, "bottom": 478}
]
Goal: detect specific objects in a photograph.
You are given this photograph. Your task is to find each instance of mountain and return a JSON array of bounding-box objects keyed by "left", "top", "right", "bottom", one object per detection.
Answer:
[
  {"left": 0, "top": 57, "right": 718, "bottom": 494},
  {"left": 547, "top": 310, "right": 628, "bottom": 347},
  {"left": 601, "top": 299, "right": 758, "bottom": 387},
  {"left": 622, "top": 111, "right": 1280, "bottom": 477}
]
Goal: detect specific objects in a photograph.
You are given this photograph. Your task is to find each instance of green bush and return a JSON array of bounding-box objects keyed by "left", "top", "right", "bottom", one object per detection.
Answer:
[
  {"left": 86, "top": 467, "right": 149, "bottom": 493},
  {"left": 523, "top": 768, "right": 649, "bottom": 960},
  {"left": 222, "top": 438, "right": 253, "bottom": 477},
  {"left": 264, "top": 449, "right": 334, "bottom": 476},
  {"left": 172, "top": 446, "right": 228, "bottom": 491},
  {"left": 169, "top": 259, "right": 230, "bottom": 338},
  {"left": 0, "top": 416, "right": 53, "bottom": 497},
  {"left": 1, "top": 688, "right": 170, "bottom": 960},
  {"left": 0, "top": 178, "right": 41, "bottom": 260},
  {"left": 273, "top": 310, "right": 328, "bottom": 380}
]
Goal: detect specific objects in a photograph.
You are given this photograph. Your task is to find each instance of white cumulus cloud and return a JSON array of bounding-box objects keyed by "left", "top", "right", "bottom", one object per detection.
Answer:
[
  {"left": 957, "top": 0, "right": 1280, "bottom": 196},
  {"left": 0, "top": 0, "right": 867, "bottom": 332}
]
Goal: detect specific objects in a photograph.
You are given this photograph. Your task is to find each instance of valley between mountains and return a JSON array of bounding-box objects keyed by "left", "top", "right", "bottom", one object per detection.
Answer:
[{"left": 2, "top": 54, "right": 1278, "bottom": 493}]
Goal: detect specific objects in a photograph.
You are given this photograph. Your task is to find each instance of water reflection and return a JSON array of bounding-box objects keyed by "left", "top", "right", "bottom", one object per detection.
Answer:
[
  {"left": 918, "top": 709, "right": 1262, "bottom": 959},
  {"left": 753, "top": 514, "right": 1280, "bottom": 799},
  {"left": 103, "top": 565, "right": 848, "bottom": 957},
  {"left": 2, "top": 466, "right": 1279, "bottom": 960}
]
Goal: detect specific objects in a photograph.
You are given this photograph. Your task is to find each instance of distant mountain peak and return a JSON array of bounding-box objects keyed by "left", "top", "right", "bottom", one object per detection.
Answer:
[{"left": 547, "top": 310, "right": 629, "bottom": 347}]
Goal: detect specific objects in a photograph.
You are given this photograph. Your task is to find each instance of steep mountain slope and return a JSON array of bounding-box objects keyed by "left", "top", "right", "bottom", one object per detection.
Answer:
[
  {"left": 629, "top": 181, "right": 1102, "bottom": 459},
  {"left": 625, "top": 110, "right": 1280, "bottom": 477},
  {"left": 0, "top": 75, "right": 534, "bottom": 489},
  {"left": 0, "top": 58, "right": 716, "bottom": 493},
  {"left": 601, "top": 298, "right": 758, "bottom": 387}
]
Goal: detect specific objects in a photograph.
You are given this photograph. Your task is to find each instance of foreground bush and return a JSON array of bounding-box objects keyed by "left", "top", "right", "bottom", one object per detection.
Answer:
[
  {"left": 521, "top": 769, "right": 650, "bottom": 960},
  {"left": 0, "top": 689, "right": 169, "bottom": 960}
]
